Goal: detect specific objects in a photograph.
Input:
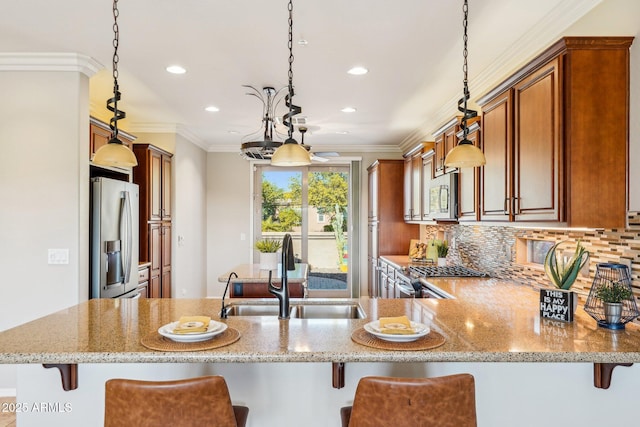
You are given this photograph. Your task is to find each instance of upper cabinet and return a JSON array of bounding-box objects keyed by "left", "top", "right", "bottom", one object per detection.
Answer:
[
  {"left": 478, "top": 36, "right": 633, "bottom": 228},
  {"left": 403, "top": 144, "right": 426, "bottom": 221},
  {"left": 433, "top": 117, "right": 460, "bottom": 177},
  {"left": 456, "top": 119, "right": 481, "bottom": 222},
  {"left": 89, "top": 117, "right": 134, "bottom": 160},
  {"left": 133, "top": 144, "right": 173, "bottom": 222}
]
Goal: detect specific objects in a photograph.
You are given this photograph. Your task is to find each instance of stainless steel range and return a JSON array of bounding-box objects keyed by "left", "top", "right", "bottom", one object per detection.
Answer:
[
  {"left": 408, "top": 265, "right": 489, "bottom": 278},
  {"left": 403, "top": 265, "right": 489, "bottom": 299}
]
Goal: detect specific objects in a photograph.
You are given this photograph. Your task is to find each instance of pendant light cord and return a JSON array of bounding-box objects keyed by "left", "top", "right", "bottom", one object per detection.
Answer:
[
  {"left": 107, "top": 0, "right": 126, "bottom": 143},
  {"left": 283, "top": 0, "right": 301, "bottom": 142},
  {"left": 457, "top": 0, "right": 477, "bottom": 143}
]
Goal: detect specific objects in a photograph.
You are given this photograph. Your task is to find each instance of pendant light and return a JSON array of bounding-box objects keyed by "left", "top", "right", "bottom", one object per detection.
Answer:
[
  {"left": 92, "top": 0, "right": 138, "bottom": 168},
  {"left": 271, "top": 0, "right": 312, "bottom": 167},
  {"left": 444, "top": 0, "right": 486, "bottom": 168}
]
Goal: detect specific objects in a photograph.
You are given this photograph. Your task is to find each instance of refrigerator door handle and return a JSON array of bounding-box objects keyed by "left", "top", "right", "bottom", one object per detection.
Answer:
[{"left": 120, "top": 191, "right": 133, "bottom": 285}]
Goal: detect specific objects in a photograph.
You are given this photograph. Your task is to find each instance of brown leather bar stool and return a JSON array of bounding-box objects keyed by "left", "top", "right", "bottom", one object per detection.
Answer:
[
  {"left": 104, "top": 375, "right": 249, "bottom": 427},
  {"left": 340, "top": 374, "right": 477, "bottom": 427}
]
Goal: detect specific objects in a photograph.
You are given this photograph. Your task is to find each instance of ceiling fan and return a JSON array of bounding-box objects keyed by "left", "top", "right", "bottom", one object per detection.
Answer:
[{"left": 298, "top": 126, "right": 339, "bottom": 163}]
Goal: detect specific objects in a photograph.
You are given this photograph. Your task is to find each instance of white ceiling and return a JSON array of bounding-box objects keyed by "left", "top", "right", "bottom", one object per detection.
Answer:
[{"left": 0, "top": 0, "right": 620, "bottom": 153}]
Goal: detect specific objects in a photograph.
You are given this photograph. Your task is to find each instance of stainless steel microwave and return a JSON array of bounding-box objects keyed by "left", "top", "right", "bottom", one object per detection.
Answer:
[{"left": 428, "top": 172, "right": 458, "bottom": 220}]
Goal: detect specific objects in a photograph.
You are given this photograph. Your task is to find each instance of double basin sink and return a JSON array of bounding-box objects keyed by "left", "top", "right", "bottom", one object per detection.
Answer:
[{"left": 223, "top": 300, "right": 366, "bottom": 319}]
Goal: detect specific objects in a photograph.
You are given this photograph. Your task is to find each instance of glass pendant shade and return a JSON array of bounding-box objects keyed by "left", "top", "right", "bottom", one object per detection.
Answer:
[
  {"left": 92, "top": 139, "right": 138, "bottom": 168},
  {"left": 271, "top": 139, "right": 312, "bottom": 166},
  {"left": 444, "top": 140, "right": 485, "bottom": 168}
]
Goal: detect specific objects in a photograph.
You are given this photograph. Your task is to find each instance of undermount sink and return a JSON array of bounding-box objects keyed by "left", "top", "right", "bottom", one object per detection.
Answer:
[
  {"left": 291, "top": 304, "right": 365, "bottom": 319},
  {"left": 223, "top": 303, "right": 290, "bottom": 317},
  {"left": 223, "top": 301, "right": 366, "bottom": 319}
]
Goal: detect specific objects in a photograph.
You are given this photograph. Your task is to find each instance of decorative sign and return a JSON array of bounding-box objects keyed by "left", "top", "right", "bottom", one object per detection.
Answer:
[{"left": 540, "top": 289, "right": 576, "bottom": 322}]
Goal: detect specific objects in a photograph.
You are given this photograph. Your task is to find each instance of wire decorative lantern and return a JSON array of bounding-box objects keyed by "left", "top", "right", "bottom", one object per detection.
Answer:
[{"left": 584, "top": 263, "right": 639, "bottom": 330}]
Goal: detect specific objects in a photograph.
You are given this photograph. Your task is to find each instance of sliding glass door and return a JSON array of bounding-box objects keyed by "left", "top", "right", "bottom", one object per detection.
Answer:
[{"left": 254, "top": 164, "right": 351, "bottom": 297}]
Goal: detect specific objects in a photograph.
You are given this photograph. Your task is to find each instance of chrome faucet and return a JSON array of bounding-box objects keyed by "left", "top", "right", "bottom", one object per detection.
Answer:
[{"left": 269, "top": 233, "right": 296, "bottom": 319}]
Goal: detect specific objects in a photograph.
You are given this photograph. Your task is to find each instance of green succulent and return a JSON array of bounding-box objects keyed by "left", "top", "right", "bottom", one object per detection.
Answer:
[
  {"left": 544, "top": 240, "right": 589, "bottom": 290},
  {"left": 254, "top": 238, "right": 282, "bottom": 253}
]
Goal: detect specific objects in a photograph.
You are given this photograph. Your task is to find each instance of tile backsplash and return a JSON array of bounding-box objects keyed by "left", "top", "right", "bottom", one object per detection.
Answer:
[{"left": 423, "top": 212, "right": 640, "bottom": 306}]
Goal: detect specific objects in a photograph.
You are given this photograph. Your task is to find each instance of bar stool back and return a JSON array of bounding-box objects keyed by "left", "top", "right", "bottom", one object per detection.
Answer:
[
  {"left": 340, "top": 374, "right": 476, "bottom": 427},
  {"left": 104, "top": 375, "right": 248, "bottom": 427}
]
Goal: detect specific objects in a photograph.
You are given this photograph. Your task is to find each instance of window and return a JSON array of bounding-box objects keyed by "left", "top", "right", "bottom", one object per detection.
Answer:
[{"left": 253, "top": 163, "right": 357, "bottom": 297}]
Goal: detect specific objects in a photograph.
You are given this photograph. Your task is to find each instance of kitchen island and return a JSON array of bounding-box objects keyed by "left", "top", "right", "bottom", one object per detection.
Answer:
[{"left": 3, "top": 279, "right": 640, "bottom": 426}]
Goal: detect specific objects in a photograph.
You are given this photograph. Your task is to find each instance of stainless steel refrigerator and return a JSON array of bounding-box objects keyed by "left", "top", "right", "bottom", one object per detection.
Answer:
[{"left": 90, "top": 177, "right": 140, "bottom": 298}]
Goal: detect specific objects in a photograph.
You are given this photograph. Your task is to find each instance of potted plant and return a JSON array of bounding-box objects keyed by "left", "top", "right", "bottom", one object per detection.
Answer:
[
  {"left": 595, "top": 280, "right": 633, "bottom": 324},
  {"left": 541, "top": 240, "right": 589, "bottom": 321},
  {"left": 436, "top": 241, "right": 449, "bottom": 267},
  {"left": 255, "top": 238, "right": 282, "bottom": 270},
  {"left": 544, "top": 240, "right": 589, "bottom": 290}
]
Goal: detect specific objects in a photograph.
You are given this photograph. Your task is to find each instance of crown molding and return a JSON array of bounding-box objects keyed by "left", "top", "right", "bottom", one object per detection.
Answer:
[
  {"left": 0, "top": 53, "right": 102, "bottom": 77},
  {"left": 207, "top": 143, "right": 402, "bottom": 154}
]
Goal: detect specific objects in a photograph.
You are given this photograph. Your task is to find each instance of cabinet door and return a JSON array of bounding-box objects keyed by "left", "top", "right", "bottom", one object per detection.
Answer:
[
  {"left": 480, "top": 90, "right": 512, "bottom": 221},
  {"left": 149, "top": 276, "right": 161, "bottom": 298},
  {"left": 403, "top": 156, "right": 413, "bottom": 220},
  {"left": 458, "top": 127, "right": 480, "bottom": 221},
  {"left": 513, "top": 59, "right": 561, "bottom": 222},
  {"left": 161, "top": 154, "right": 172, "bottom": 220},
  {"left": 161, "top": 224, "right": 172, "bottom": 298},
  {"left": 443, "top": 125, "right": 459, "bottom": 174},
  {"left": 150, "top": 151, "right": 163, "bottom": 221},
  {"left": 421, "top": 155, "right": 434, "bottom": 220},
  {"left": 149, "top": 223, "right": 162, "bottom": 279},
  {"left": 411, "top": 152, "right": 422, "bottom": 221},
  {"left": 90, "top": 123, "right": 111, "bottom": 159},
  {"left": 434, "top": 134, "right": 445, "bottom": 177},
  {"left": 367, "top": 166, "right": 378, "bottom": 220}
]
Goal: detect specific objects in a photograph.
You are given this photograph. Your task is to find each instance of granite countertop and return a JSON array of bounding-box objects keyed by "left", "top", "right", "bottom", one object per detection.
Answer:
[
  {"left": 1, "top": 278, "right": 640, "bottom": 364},
  {"left": 218, "top": 263, "right": 308, "bottom": 283}
]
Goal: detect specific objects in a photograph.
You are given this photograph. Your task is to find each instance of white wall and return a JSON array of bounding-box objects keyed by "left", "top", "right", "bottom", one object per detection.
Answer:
[
  {"left": 206, "top": 153, "right": 253, "bottom": 297},
  {"left": 0, "top": 66, "right": 91, "bottom": 388},
  {"left": 172, "top": 135, "right": 208, "bottom": 297}
]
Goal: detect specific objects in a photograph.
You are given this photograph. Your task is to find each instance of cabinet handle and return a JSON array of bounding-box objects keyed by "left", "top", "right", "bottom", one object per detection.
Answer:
[
  {"left": 512, "top": 197, "right": 519, "bottom": 215},
  {"left": 503, "top": 198, "right": 510, "bottom": 215}
]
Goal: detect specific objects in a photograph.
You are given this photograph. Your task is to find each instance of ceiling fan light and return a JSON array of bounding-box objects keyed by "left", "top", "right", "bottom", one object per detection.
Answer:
[
  {"left": 444, "top": 140, "right": 485, "bottom": 168},
  {"left": 92, "top": 139, "right": 138, "bottom": 167},
  {"left": 271, "top": 139, "right": 312, "bottom": 166}
]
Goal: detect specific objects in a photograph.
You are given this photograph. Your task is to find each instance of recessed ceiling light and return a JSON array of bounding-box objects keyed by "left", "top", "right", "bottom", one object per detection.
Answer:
[
  {"left": 335, "top": 131, "right": 350, "bottom": 135},
  {"left": 227, "top": 130, "right": 239, "bottom": 134},
  {"left": 205, "top": 106, "right": 219, "bottom": 112},
  {"left": 341, "top": 107, "right": 357, "bottom": 113},
  {"left": 166, "top": 65, "right": 186, "bottom": 74},
  {"left": 298, "top": 39, "right": 309, "bottom": 46},
  {"left": 347, "top": 66, "right": 368, "bottom": 75}
]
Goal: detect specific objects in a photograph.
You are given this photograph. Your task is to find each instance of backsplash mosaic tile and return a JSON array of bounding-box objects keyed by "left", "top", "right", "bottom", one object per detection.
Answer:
[{"left": 423, "top": 212, "right": 640, "bottom": 321}]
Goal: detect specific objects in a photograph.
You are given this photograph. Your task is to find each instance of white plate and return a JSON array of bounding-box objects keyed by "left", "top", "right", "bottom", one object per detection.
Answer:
[
  {"left": 364, "top": 320, "right": 430, "bottom": 342},
  {"left": 158, "top": 320, "right": 227, "bottom": 343}
]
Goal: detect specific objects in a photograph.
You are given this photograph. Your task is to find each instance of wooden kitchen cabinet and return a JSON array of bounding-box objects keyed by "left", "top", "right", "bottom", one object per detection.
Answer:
[
  {"left": 421, "top": 151, "right": 434, "bottom": 220},
  {"left": 478, "top": 36, "right": 633, "bottom": 228},
  {"left": 133, "top": 144, "right": 173, "bottom": 298},
  {"left": 433, "top": 117, "right": 460, "bottom": 177},
  {"left": 367, "top": 160, "right": 419, "bottom": 296},
  {"left": 456, "top": 120, "right": 481, "bottom": 222},
  {"left": 403, "top": 144, "right": 425, "bottom": 221},
  {"left": 137, "top": 264, "right": 150, "bottom": 298},
  {"left": 89, "top": 117, "right": 134, "bottom": 160}
]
